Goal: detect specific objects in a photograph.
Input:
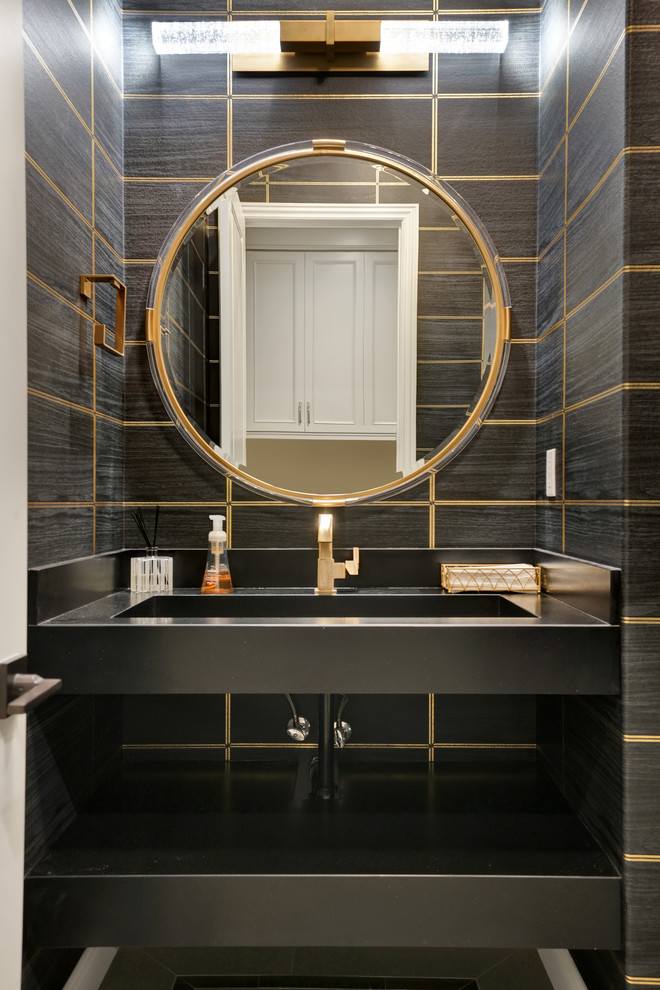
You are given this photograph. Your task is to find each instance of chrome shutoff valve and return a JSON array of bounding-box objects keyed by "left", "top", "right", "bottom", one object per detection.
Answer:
[
  {"left": 287, "top": 715, "right": 311, "bottom": 742},
  {"left": 334, "top": 720, "right": 352, "bottom": 749}
]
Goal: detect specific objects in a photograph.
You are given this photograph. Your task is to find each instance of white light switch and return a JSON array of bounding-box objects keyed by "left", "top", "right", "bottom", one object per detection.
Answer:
[{"left": 545, "top": 448, "right": 557, "bottom": 498}]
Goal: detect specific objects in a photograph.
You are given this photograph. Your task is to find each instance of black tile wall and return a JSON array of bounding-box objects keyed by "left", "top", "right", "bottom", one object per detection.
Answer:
[
  {"left": 30, "top": 0, "right": 660, "bottom": 982},
  {"left": 536, "top": 2, "right": 660, "bottom": 984},
  {"left": 24, "top": 3, "right": 126, "bottom": 986}
]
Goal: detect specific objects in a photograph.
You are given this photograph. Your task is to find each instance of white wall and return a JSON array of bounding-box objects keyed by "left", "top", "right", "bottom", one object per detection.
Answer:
[{"left": 0, "top": 0, "right": 29, "bottom": 986}]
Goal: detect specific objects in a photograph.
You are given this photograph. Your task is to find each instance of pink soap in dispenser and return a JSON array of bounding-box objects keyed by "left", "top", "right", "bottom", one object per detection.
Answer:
[{"left": 201, "top": 514, "right": 233, "bottom": 594}]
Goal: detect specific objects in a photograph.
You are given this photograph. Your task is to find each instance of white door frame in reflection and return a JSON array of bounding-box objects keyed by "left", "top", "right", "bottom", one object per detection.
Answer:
[{"left": 210, "top": 199, "right": 420, "bottom": 478}]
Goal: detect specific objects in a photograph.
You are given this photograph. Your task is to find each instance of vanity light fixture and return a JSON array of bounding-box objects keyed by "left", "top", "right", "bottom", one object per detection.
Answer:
[{"left": 151, "top": 15, "right": 508, "bottom": 72}]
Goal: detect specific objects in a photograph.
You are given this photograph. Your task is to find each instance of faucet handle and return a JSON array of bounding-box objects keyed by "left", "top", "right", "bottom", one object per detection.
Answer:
[{"left": 344, "top": 547, "right": 360, "bottom": 576}]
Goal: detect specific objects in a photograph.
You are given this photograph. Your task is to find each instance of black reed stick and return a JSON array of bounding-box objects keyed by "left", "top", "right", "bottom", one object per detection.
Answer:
[
  {"left": 131, "top": 509, "right": 152, "bottom": 549},
  {"left": 152, "top": 505, "right": 160, "bottom": 549}
]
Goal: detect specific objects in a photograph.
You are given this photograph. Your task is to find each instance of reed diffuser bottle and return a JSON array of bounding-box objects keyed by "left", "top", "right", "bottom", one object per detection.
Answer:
[
  {"left": 130, "top": 506, "right": 173, "bottom": 594},
  {"left": 201, "top": 514, "right": 233, "bottom": 594}
]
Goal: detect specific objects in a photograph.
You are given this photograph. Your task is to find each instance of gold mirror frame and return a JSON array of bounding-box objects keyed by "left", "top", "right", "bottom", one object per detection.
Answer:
[{"left": 146, "top": 139, "right": 511, "bottom": 507}]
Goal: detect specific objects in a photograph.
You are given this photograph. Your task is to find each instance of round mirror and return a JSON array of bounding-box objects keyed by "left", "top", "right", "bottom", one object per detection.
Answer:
[{"left": 146, "top": 139, "right": 511, "bottom": 506}]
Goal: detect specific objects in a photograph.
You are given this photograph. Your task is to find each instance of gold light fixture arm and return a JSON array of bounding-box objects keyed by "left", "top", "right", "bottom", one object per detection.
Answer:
[
  {"left": 234, "top": 12, "right": 427, "bottom": 73},
  {"left": 80, "top": 274, "right": 126, "bottom": 358}
]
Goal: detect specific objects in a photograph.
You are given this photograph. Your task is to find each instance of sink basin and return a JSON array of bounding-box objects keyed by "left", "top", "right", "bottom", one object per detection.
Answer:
[{"left": 117, "top": 592, "right": 536, "bottom": 620}]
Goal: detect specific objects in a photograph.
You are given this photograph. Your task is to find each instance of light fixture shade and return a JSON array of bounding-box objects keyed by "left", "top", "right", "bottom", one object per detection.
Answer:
[
  {"left": 380, "top": 20, "right": 509, "bottom": 54},
  {"left": 151, "top": 20, "right": 280, "bottom": 55}
]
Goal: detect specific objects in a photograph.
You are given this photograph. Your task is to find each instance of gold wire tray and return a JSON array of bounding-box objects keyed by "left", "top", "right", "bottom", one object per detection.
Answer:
[{"left": 440, "top": 563, "right": 542, "bottom": 594}]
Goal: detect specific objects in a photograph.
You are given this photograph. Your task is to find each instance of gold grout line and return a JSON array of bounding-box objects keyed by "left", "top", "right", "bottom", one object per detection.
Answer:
[
  {"left": 29, "top": 502, "right": 95, "bottom": 509},
  {"left": 25, "top": 154, "right": 93, "bottom": 231},
  {"left": 23, "top": 34, "right": 93, "bottom": 137},
  {"left": 433, "top": 742, "right": 536, "bottom": 749},
  {"left": 124, "top": 7, "right": 541, "bottom": 14},
  {"left": 622, "top": 616, "right": 660, "bottom": 624}
]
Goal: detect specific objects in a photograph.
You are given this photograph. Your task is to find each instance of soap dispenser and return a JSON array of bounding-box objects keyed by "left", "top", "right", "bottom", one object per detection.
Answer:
[{"left": 201, "top": 514, "right": 233, "bottom": 594}]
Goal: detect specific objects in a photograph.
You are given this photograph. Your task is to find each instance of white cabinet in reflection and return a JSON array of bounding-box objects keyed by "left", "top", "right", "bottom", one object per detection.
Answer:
[{"left": 246, "top": 249, "right": 397, "bottom": 439}]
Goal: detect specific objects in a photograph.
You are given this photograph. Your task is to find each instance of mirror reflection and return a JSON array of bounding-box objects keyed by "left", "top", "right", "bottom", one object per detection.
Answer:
[{"left": 159, "top": 153, "right": 500, "bottom": 497}]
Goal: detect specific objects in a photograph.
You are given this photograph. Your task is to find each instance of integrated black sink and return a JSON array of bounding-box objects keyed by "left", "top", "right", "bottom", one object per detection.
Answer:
[{"left": 117, "top": 591, "right": 537, "bottom": 620}]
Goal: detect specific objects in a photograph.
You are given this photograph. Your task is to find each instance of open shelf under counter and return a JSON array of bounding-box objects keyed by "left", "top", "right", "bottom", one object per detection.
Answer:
[{"left": 24, "top": 758, "right": 621, "bottom": 950}]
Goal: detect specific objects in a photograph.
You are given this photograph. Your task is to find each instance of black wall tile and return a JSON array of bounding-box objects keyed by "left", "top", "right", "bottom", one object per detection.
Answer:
[
  {"left": 231, "top": 504, "right": 430, "bottom": 550},
  {"left": 124, "top": 180, "right": 207, "bottom": 259},
  {"left": 538, "top": 142, "right": 565, "bottom": 253},
  {"left": 27, "top": 280, "right": 94, "bottom": 410},
  {"left": 537, "top": 236, "right": 564, "bottom": 336},
  {"left": 436, "top": 98, "right": 538, "bottom": 176},
  {"left": 503, "top": 262, "right": 537, "bottom": 339},
  {"left": 623, "top": 508, "right": 660, "bottom": 617},
  {"left": 563, "top": 698, "right": 623, "bottom": 864},
  {"left": 23, "top": 0, "right": 92, "bottom": 127},
  {"left": 434, "top": 424, "right": 535, "bottom": 500},
  {"left": 24, "top": 43, "right": 93, "bottom": 223},
  {"left": 565, "top": 276, "right": 624, "bottom": 406},
  {"left": 435, "top": 16, "right": 539, "bottom": 95},
  {"left": 564, "top": 393, "right": 624, "bottom": 500},
  {"left": 539, "top": 50, "right": 567, "bottom": 169},
  {"left": 123, "top": 695, "right": 227, "bottom": 746},
  {"left": 434, "top": 696, "right": 535, "bottom": 746},
  {"left": 626, "top": 154, "right": 660, "bottom": 265},
  {"left": 540, "top": 0, "right": 568, "bottom": 84},
  {"left": 434, "top": 504, "right": 536, "bottom": 548},
  {"left": 565, "top": 163, "right": 624, "bottom": 315},
  {"left": 489, "top": 342, "right": 535, "bottom": 419},
  {"left": 451, "top": 178, "right": 538, "bottom": 258},
  {"left": 566, "top": 43, "right": 625, "bottom": 220},
  {"left": 28, "top": 507, "right": 94, "bottom": 568},
  {"left": 567, "top": 0, "right": 626, "bottom": 127},
  {"left": 563, "top": 504, "right": 624, "bottom": 568},
  {"left": 536, "top": 330, "right": 563, "bottom": 419},
  {"left": 96, "top": 417, "right": 125, "bottom": 503},
  {"left": 622, "top": 626, "right": 660, "bottom": 736},
  {"left": 625, "top": 271, "right": 660, "bottom": 381},
  {"left": 93, "top": 58, "right": 123, "bottom": 169},
  {"left": 625, "top": 863, "right": 660, "bottom": 977},
  {"left": 124, "top": 97, "right": 228, "bottom": 178},
  {"left": 123, "top": 425, "right": 227, "bottom": 502},
  {"left": 26, "top": 162, "right": 94, "bottom": 309},
  {"left": 123, "top": 16, "right": 228, "bottom": 96},
  {"left": 232, "top": 99, "right": 434, "bottom": 171},
  {"left": 624, "top": 743, "right": 660, "bottom": 853},
  {"left": 28, "top": 394, "right": 94, "bottom": 502},
  {"left": 94, "top": 149, "right": 124, "bottom": 256},
  {"left": 93, "top": 0, "right": 123, "bottom": 93}
]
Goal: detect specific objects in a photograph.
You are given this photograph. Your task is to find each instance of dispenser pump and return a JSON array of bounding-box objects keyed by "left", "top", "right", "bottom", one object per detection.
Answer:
[{"left": 201, "top": 513, "right": 233, "bottom": 595}]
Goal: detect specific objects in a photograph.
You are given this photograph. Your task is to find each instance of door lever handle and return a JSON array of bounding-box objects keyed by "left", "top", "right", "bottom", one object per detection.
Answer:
[{"left": 0, "top": 659, "right": 62, "bottom": 718}]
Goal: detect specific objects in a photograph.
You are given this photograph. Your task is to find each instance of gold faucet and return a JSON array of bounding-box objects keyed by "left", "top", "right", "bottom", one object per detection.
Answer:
[{"left": 316, "top": 513, "right": 360, "bottom": 595}]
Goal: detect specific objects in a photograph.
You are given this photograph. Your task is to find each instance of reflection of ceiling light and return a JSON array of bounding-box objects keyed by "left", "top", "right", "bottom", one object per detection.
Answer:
[{"left": 151, "top": 15, "right": 509, "bottom": 71}]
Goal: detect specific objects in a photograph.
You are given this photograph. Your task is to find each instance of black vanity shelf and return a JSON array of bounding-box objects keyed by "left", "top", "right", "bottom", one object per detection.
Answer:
[
  {"left": 24, "top": 757, "right": 620, "bottom": 950},
  {"left": 27, "top": 548, "right": 620, "bottom": 696},
  {"left": 24, "top": 548, "right": 622, "bottom": 951}
]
